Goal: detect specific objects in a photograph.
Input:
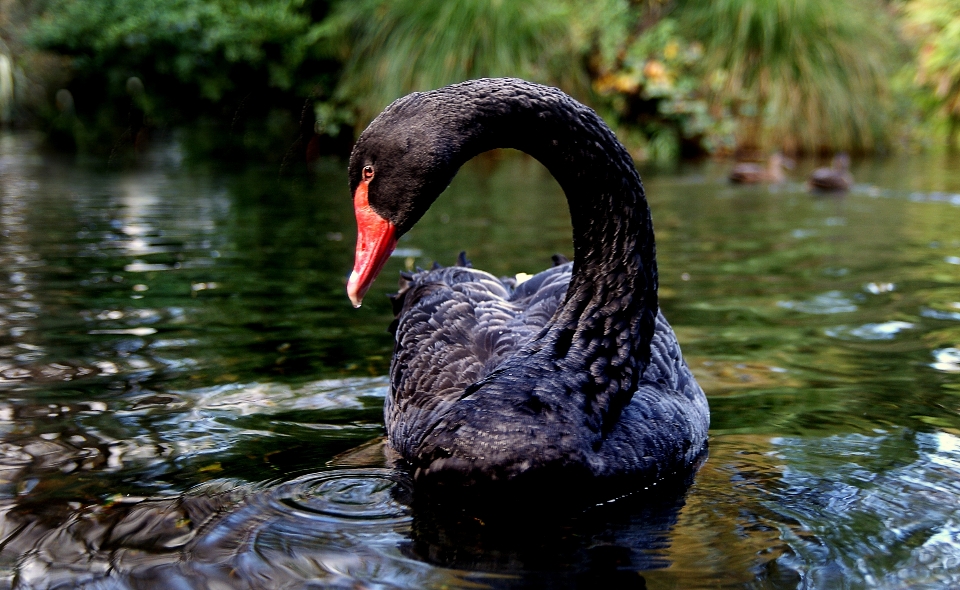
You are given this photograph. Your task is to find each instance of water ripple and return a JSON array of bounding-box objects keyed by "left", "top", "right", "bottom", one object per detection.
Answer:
[
  {"left": 778, "top": 291, "right": 858, "bottom": 314},
  {"left": 184, "top": 376, "right": 389, "bottom": 415},
  {"left": 932, "top": 348, "right": 960, "bottom": 373},
  {"left": 272, "top": 470, "right": 411, "bottom": 523},
  {"left": 767, "top": 431, "right": 960, "bottom": 588},
  {"left": 921, "top": 307, "right": 960, "bottom": 321},
  {"left": 825, "top": 321, "right": 914, "bottom": 341}
]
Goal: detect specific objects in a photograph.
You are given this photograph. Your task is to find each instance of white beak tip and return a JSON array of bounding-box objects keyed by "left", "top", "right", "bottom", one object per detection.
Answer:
[{"left": 347, "top": 272, "right": 364, "bottom": 308}]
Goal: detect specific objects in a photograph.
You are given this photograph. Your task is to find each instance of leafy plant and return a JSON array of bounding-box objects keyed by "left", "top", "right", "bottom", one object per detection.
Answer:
[
  {"left": 904, "top": 0, "right": 960, "bottom": 150},
  {"left": 591, "top": 14, "right": 729, "bottom": 162},
  {"left": 27, "top": 0, "right": 339, "bottom": 160}
]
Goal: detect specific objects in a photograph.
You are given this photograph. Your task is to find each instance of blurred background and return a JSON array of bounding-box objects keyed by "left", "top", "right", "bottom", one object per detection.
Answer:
[{"left": 2, "top": 0, "right": 960, "bottom": 166}]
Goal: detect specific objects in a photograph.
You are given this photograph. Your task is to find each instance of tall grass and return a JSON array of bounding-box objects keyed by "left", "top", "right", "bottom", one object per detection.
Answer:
[
  {"left": 326, "top": 0, "right": 579, "bottom": 125},
  {"left": 678, "top": 0, "right": 895, "bottom": 154}
]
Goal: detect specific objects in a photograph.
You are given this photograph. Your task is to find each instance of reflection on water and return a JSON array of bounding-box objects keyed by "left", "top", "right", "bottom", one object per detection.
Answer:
[
  {"left": 825, "top": 320, "right": 915, "bottom": 341},
  {"left": 3, "top": 424, "right": 960, "bottom": 588},
  {"left": 933, "top": 348, "right": 960, "bottom": 373},
  {"left": 1, "top": 133, "right": 960, "bottom": 587}
]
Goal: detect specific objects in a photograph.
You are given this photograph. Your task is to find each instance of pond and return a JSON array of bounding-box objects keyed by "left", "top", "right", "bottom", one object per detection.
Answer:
[{"left": 0, "top": 131, "right": 959, "bottom": 588}]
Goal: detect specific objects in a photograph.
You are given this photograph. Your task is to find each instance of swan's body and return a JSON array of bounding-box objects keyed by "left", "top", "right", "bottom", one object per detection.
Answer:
[
  {"left": 729, "top": 153, "right": 788, "bottom": 184},
  {"left": 347, "top": 78, "right": 709, "bottom": 487},
  {"left": 808, "top": 153, "right": 853, "bottom": 192}
]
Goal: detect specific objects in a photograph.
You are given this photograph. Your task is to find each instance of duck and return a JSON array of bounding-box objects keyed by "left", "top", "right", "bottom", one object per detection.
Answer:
[
  {"left": 729, "top": 153, "right": 789, "bottom": 184},
  {"left": 346, "top": 78, "right": 709, "bottom": 489},
  {"left": 807, "top": 153, "right": 853, "bottom": 192}
]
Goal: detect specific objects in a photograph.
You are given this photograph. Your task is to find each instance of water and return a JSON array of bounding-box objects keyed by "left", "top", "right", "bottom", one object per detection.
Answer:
[{"left": 0, "top": 133, "right": 959, "bottom": 588}]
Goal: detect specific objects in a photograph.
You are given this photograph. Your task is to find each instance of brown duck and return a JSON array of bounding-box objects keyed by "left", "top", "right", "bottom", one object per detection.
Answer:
[
  {"left": 729, "top": 153, "right": 788, "bottom": 184},
  {"left": 808, "top": 153, "right": 853, "bottom": 192}
]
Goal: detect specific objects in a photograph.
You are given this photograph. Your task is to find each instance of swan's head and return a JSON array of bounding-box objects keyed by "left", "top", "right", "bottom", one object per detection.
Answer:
[{"left": 346, "top": 92, "right": 461, "bottom": 307}]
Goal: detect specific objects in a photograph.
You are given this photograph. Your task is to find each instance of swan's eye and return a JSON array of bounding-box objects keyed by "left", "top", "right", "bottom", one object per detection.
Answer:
[{"left": 362, "top": 165, "right": 375, "bottom": 181}]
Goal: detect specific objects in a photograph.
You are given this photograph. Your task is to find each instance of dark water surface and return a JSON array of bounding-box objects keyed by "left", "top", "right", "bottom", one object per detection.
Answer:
[{"left": 1, "top": 132, "right": 959, "bottom": 588}]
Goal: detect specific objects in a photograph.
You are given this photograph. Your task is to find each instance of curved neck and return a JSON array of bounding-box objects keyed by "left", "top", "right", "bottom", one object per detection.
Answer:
[
  {"left": 432, "top": 81, "right": 659, "bottom": 353},
  {"left": 418, "top": 80, "right": 659, "bottom": 428}
]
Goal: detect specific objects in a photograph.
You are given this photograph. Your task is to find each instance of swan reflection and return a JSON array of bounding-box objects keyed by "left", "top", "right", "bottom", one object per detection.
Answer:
[{"left": 0, "top": 459, "right": 697, "bottom": 589}]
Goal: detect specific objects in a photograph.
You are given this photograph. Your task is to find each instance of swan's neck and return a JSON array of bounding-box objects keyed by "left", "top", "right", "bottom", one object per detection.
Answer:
[{"left": 434, "top": 80, "right": 659, "bottom": 426}]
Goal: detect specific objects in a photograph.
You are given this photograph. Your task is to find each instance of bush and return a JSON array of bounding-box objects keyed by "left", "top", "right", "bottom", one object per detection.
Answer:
[
  {"left": 27, "top": 0, "right": 342, "bottom": 162},
  {"left": 904, "top": 0, "right": 960, "bottom": 150}
]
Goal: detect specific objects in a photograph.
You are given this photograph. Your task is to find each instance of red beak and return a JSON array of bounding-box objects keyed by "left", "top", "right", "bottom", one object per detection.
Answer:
[{"left": 347, "top": 180, "right": 397, "bottom": 307}]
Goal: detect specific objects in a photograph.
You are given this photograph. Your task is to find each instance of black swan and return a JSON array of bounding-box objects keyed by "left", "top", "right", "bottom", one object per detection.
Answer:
[
  {"left": 346, "top": 78, "right": 709, "bottom": 488},
  {"left": 729, "top": 153, "right": 789, "bottom": 184},
  {"left": 807, "top": 153, "right": 853, "bottom": 192}
]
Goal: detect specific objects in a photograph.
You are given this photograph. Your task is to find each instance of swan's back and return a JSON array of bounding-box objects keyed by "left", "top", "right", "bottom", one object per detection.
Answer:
[
  {"left": 386, "top": 259, "right": 572, "bottom": 448},
  {"left": 386, "top": 256, "right": 708, "bottom": 484}
]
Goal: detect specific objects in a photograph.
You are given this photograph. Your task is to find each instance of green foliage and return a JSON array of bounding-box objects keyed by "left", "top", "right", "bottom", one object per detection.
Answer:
[
  {"left": 591, "top": 14, "right": 731, "bottom": 162},
  {"left": 27, "top": 0, "right": 339, "bottom": 160},
  {"left": 676, "top": 0, "right": 895, "bottom": 154},
  {"left": 31, "top": 0, "right": 322, "bottom": 97},
  {"left": 14, "top": 0, "right": 957, "bottom": 161},
  {"left": 585, "top": 0, "right": 900, "bottom": 159},
  {"left": 323, "top": 0, "right": 717, "bottom": 161},
  {"left": 904, "top": 0, "right": 960, "bottom": 148},
  {"left": 323, "top": 0, "right": 577, "bottom": 124}
]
